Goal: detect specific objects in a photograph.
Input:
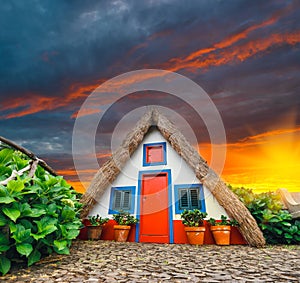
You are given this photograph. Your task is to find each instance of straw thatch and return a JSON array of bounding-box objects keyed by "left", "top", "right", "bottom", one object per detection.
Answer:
[{"left": 80, "top": 108, "right": 265, "bottom": 247}]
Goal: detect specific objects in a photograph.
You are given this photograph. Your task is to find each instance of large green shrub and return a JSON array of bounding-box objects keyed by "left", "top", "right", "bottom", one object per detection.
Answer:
[
  {"left": 230, "top": 185, "right": 300, "bottom": 244},
  {"left": 0, "top": 148, "right": 82, "bottom": 275}
]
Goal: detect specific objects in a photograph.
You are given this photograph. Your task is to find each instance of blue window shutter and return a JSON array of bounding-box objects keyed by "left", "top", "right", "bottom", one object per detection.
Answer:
[
  {"left": 179, "top": 189, "right": 189, "bottom": 210},
  {"left": 113, "top": 190, "right": 122, "bottom": 210},
  {"left": 122, "top": 191, "right": 131, "bottom": 210},
  {"left": 190, "top": 188, "right": 200, "bottom": 209}
]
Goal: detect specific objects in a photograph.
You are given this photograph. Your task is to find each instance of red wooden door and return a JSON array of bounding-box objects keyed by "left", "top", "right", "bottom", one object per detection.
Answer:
[{"left": 140, "top": 173, "right": 169, "bottom": 243}]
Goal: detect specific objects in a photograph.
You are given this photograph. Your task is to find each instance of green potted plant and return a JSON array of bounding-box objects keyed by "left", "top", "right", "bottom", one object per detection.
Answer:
[
  {"left": 113, "top": 211, "right": 139, "bottom": 242},
  {"left": 180, "top": 209, "right": 208, "bottom": 245},
  {"left": 87, "top": 214, "right": 109, "bottom": 240},
  {"left": 208, "top": 215, "right": 239, "bottom": 245}
]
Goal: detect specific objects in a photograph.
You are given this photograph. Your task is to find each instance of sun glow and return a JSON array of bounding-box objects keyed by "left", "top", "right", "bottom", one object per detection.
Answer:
[
  {"left": 66, "top": 180, "right": 88, "bottom": 194},
  {"left": 67, "top": 123, "right": 300, "bottom": 195},
  {"left": 210, "top": 115, "right": 300, "bottom": 193}
]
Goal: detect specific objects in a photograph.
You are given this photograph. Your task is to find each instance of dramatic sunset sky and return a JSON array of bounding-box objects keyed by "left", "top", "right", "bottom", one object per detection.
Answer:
[{"left": 1, "top": 0, "right": 299, "bottom": 193}]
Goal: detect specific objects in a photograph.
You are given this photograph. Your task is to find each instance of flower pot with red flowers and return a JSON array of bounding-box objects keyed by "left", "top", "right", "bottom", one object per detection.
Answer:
[
  {"left": 86, "top": 214, "right": 109, "bottom": 240},
  {"left": 208, "top": 215, "right": 239, "bottom": 245},
  {"left": 113, "top": 211, "right": 138, "bottom": 242},
  {"left": 181, "top": 209, "right": 208, "bottom": 245}
]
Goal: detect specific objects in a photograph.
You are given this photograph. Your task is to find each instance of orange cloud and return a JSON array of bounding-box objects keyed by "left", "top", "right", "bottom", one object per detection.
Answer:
[
  {"left": 165, "top": 31, "right": 300, "bottom": 72},
  {"left": 181, "top": 1, "right": 295, "bottom": 63},
  {"left": 1, "top": 96, "right": 66, "bottom": 119},
  {"left": 2, "top": 79, "right": 103, "bottom": 119},
  {"left": 57, "top": 168, "right": 99, "bottom": 193},
  {"left": 3, "top": 3, "right": 299, "bottom": 120},
  {"left": 56, "top": 169, "right": 79, "bottom": 177},
  {"left": 239, "top": 126, "right": 300, "bottom": 144},
  {"left": 96, "top": 153, "right": 112, "bottom": 159},
  {"left": 97, "top": 71, "right": 165, "bottom": 93},
  {"left": 72, "top": 5, "right": 299, "bottom": 117},
  {"left": 71, "top": 107, "right": 101, "bottom": 119},
  {"left": 57, "top": 168, "right": 99, "bottom": 176}
]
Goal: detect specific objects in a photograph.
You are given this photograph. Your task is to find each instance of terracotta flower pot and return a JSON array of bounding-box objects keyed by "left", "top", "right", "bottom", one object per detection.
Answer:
[
  {"left": 114, "top": 225, "right": 131, "bottom": 242},
  {"left": 210, "top": 225, "right": 231, "bottom": 245},
  {"left": 87, "top": 225, "right": 103, "bottom": 240},
  {"left": 184, "top": 226, "right": 206, "bottom": 245}
]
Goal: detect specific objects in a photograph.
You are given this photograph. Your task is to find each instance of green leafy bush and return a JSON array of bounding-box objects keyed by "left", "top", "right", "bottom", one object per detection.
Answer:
[
  {"left": 230, "top": 185, "right": 300, "bottom": 244},
  {"left": 0, "top": 148, "right": 82, "bottom": 275}
]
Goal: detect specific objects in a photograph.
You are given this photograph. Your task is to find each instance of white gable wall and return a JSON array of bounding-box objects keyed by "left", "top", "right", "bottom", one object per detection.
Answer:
[{"left": 89, "top": 128, "right": 228, "bottom": 220}]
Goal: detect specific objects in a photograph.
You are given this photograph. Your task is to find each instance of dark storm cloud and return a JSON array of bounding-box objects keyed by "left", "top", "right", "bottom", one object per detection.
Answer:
[
  {"left": 1, "top": 112, "right": 73, "bottom": 154},
  {"left": 198, "top": 42, "right": 300, "bottom": 142},
  {"left": 1, "top": 0, "right": 293, "bottom": 97},
  {"left": 0, "top": 0, "right": 299, "bottom": 181},
  {"left": 0, "top": 0, "right": 138, "bottom": 96},
  {"left": 0, "top": 0, "right": 216, "bottom": 97}
]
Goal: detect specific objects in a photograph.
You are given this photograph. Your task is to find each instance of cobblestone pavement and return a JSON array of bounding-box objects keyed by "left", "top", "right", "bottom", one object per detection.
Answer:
[{"left": 2, "top": 240, "right": 300, "bottom": 282}]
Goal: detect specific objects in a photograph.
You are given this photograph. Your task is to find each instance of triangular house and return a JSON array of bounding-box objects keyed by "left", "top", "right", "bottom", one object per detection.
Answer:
[{"left": 80, "top": 109, "right": 265, "bottom": 247}]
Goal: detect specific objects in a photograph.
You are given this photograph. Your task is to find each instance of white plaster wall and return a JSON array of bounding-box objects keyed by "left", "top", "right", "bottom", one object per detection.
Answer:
[{"left": 89, "top": 128, "right": 228, "bottom": 220}]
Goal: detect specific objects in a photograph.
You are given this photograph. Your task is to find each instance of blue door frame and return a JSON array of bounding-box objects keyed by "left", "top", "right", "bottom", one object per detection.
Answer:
[{"left": 135, "top": 169, "right": 174, "bottom": 243}]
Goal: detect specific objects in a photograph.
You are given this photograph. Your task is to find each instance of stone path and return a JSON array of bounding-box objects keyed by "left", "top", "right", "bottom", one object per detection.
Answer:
[{"left": 2, "top": 240, "right": 300, "bottom": 282}]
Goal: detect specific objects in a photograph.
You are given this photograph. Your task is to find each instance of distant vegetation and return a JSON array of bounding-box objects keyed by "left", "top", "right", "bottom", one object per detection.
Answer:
[
  {"left": 230, "top": 185, "right": 300, "bottom": 245},
  {"left": 0, "top": 146, "right": 82, "bottom": 276}
]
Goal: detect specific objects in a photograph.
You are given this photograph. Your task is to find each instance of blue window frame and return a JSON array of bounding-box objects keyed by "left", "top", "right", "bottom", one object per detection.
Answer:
[
  {"left": 108, "top": 186, "right": 135, "bottom": 214},
  {"left": 174, "top": 184, "right": 206, "bottom": 214},
  {"left": 143, "top": 142, "right": 167, "bottom": 166}
]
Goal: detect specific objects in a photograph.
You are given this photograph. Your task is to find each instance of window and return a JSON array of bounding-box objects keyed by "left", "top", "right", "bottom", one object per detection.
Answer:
[
  {"left": 143, "top": 142, "right": 167, "bottom": 166},
  {"left": 174, "top": 184, "right": 206, "bottom": 214},
  {"left": 109, "top": 186, "right": 135, "bottom": 214}
]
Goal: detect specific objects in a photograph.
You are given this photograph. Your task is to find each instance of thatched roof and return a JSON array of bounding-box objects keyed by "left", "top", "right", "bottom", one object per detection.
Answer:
[{"left": 80, "top": 108, "right": 265, "bottom": 247}]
